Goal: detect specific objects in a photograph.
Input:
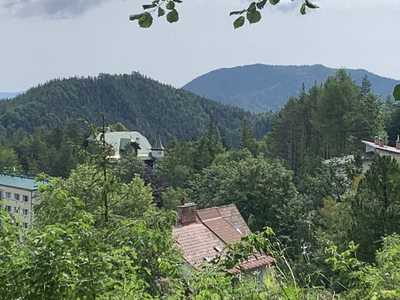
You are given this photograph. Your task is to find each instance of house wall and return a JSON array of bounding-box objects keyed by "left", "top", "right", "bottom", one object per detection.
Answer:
[
  {"left": 365, "top": 144, "right": 376, "bottom": 153},
  {"left": 364, "top": 144, "right": 400, "bottom": 172},
  {"left": 0, "top": 186, "right": 36, "bottom": 230},
  {"left": 246, "top": 266, "right": 267, "bottom": 282},
  {"left": 377, "top": 150, "right": 400, "bottom": 160}
]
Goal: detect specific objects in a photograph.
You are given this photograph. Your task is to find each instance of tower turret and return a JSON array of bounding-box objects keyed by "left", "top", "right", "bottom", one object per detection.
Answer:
[{"left": 151, "top": 137, "right": 165, "bottom": 158}]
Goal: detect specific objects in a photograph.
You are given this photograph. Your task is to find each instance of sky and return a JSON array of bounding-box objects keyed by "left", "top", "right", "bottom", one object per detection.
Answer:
[{"left": 0, "top": 0, "right": 399, "bottom": 92}]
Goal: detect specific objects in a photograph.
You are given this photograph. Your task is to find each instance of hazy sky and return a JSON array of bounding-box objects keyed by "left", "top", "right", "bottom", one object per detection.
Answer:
[{"left": 1, "top": 0, "right": 399, "bottom": 92}]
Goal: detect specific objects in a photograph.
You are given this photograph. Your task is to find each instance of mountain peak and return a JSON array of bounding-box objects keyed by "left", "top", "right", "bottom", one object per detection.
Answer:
[{"left": 183, "top": 64, "right": 399, "bottom": 113}]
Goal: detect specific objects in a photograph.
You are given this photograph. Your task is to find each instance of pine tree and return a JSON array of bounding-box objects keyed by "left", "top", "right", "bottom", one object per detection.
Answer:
[{"left": 239, "top": 119, "right": 259, "bottom": 157}]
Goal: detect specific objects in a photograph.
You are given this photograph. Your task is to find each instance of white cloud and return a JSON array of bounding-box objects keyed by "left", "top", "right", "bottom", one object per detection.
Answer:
[{"left": 1, "top": 0, "right": 111, "bottom": 18}]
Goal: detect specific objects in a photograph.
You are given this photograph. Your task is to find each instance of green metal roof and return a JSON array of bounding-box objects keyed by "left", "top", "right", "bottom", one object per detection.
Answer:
[
  {"left": 0, "top": 174, "right": 48, "bottom": 191},
  {"left": 96, "top": 131, "right": 153, "bottom": 159}
]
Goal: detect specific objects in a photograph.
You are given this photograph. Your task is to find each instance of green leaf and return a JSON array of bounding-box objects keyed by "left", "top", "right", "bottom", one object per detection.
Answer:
[
  {"left": 394, "top": 84, "right": 400, "bottom": 101},
  {"left": 142, "top": 3, "right": 157, "bottom": 9},
  {"left": 247, "top": 2, "right": 257, "bottom": 11},
  {"left": 166, "top": 9, "right": 179, "bottom": 23},
  {"left": 256, "top": 0, "right": 267, "bottom": 9},
  {"left": 300, "top": 3, "right": 306, "bottom": 15},
  {"left": 305, "top": 0, "right": 320, "bottom": 9},
  {"left": 138, "top": 12, "right": 153, "bottom": 28},
  {"left": 166, "top": 1, "right": 175, "bottom": 10},
  {"left": 269, "top": 0, "right": 280, "bottom": 5},
  {"left": 229, "top": 9, "right": 245, "bottom": 16},
  {"left": 246, "top": 10, "right": 261, "bottom": 24},
  {"left": 233, "top": 16, "right": 245, "bottom": 29},
  {"left": 158, "top": 7, "right": 165, "bottom": 17},
  {"left": 129, "top": 13, "right": 142, "bottom": 21}
]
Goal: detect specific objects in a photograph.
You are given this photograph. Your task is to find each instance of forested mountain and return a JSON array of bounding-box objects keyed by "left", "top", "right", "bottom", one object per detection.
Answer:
[
  {"left": 183, "top": 64, "right": 400, "bottom": 113},
  {"left": 2, "top": 69, "right": 400, "bottom": 299},
  {"left": 0, "top": 73, "right": 271, "bottom": 145},
  {"left": 0, "top": 92, "right": 20, "bottom": 100}
]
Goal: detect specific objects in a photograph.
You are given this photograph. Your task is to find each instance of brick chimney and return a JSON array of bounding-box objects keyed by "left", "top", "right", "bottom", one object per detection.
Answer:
[
  {"left": 379, "top": 137, "right": 384, "bottom": 147},
  {"left": 396, "top": 135, "right": 400, "bottom": 150},
  {"left": 374, "top": 136, "right": 379, "bottom": 145},
  {"left": 177, "top": 201, "right": 197, "bottom": 226}
]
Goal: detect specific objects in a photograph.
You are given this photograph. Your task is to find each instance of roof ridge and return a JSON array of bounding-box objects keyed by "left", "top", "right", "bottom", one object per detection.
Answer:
[
  {"left": 202, "top": 216, "right": 222, "bottom": 222},
  {"left": 197, "top": 203, "right": 236, "bottom": 212}
]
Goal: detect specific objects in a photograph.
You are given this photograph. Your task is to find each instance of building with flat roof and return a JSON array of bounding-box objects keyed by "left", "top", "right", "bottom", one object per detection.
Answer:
[
  {"left": 0, "top": 174, "right": 48, "bottom": 230},
  {"left": 361, "top": 136, "right": 400, "bottom": 171}
]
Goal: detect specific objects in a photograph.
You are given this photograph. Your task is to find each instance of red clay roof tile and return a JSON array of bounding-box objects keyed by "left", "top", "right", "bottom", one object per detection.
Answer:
[
  {"left": 174, "top": 203, "right": 274, "bottom": 272},
  {"left": 172, "top": 223, "right": 225, "bottom": 267}
]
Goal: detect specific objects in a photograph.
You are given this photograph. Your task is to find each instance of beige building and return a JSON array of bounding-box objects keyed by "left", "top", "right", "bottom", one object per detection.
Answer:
[{"left": 0, "top": 174, "right": 47, "bottom": 230}]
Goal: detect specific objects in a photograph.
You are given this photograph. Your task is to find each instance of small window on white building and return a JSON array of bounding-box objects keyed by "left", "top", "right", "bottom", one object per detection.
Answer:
[
  {"left": 5, "top": 192, "right": 11, "bottom": 198},
  {"left": 14, "top": 221, "right": 19, "bottom": 227},
  {"left": 14, "top": 194, "right": 20, "bottom": 201},
  {"left": 22, "top": 222, "right": 28, "bottom": 230},
  {"left": 13, "top": 207, "right": 19, "bottom": 214},
  {"left": 5, "top": 205, "right": 12, "bottom": 212},
  {"left": 23, "top": 209, "right": 29, "bottom": 216},
  {"left": 23, "top": 195, "right": 29, "bottom": 202}
]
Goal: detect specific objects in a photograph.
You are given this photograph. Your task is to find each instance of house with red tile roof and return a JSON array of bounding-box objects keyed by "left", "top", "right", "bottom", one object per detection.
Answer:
[{"left": 172, "top": 202, "right": 274, "bottom": 278}]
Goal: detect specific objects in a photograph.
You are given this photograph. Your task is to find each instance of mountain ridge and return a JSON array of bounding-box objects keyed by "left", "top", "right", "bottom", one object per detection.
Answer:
[
  {"left": 182, "top": 64, "right": 400, "bottom": 113},
  {"left": 0, "top": 73, "right": 270, "bottom": 145},
  {"left": 0, "top": 92, "right": 21, "bottom": 100}
]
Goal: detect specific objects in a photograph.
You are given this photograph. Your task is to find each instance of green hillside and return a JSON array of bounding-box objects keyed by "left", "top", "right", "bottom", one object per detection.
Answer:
[
  {"left": 183, "top": 64, "right": 400, "bottom": 113},
  {"left": 0, "top": 73, "right": 271, "bottom": 145}
]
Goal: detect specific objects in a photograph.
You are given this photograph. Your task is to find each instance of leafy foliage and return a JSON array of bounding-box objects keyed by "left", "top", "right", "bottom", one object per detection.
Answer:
[
  {"left": 393, "top": 84, "right": 400, "bottom": 100},
  {"left": 188, "top": 155, "right": 301, "bottom": 242},
  {"left": 131, "top": 0, "right": 320, "bottom": 29},
  {"left": 267, "top": 70, "right": 383, "bottom": 176},
  {"left": 349, "top": 155, "right": 400, "bottom": 262}
]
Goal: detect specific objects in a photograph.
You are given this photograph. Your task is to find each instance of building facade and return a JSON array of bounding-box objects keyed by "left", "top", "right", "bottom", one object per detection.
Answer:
[
  {"left": 95, "top": 129, "right": 164, "bottom": 166},
  {"left": 0, "top": 174, "right": 47, "bottom": 230},
  {"left": 362, "top": 136, "right": 400, "bottom": 171}
]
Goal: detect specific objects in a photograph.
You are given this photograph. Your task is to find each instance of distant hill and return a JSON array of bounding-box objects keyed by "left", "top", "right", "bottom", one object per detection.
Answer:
[
  {"left": 183, "top": 64, "right": 400, "bottom": 113},
  {"left": 0, "top": 92, "right": 21, "bottom": 100},
  {"left": 0, "top": 73, "right": 270, "bottom": 145}
]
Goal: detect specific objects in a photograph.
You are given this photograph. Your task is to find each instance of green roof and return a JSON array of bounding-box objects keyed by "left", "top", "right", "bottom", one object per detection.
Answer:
[
  {"left": 96, "top": 131, "right": 153, "bottom": 159},
  {"left": 0, "top": 174, "right": 48, "bottom": 191}
]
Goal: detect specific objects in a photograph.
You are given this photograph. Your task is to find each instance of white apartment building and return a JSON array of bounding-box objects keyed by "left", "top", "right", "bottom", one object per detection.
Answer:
[{"left": 0, "top": 174, "right": 47, "bottom": 230}]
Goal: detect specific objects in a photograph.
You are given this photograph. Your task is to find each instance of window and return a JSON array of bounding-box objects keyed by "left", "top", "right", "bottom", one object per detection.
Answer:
[
  {"left": 23, "top": 209, "right": 29, "bottom": 216},
  {"left": 23, "top": 195, "right": 29, "bottom": 202},
  {"left": 13, "top": 207, "right": 19, "bottom": 214},
  {"left": 14, "top": 193, "right": 20, "bottom": 201},
  {"left": 5, "top": 192, "right": 11, "bottom": 198},
  {"left": 14, "top": 221, "right": 19, "bottom": 227},
  {"left": 5, "top": 205, "right": 12, "bottom": 212},
  {"left": 22, "top": 222, "right": 28, "bottom": 230}
]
